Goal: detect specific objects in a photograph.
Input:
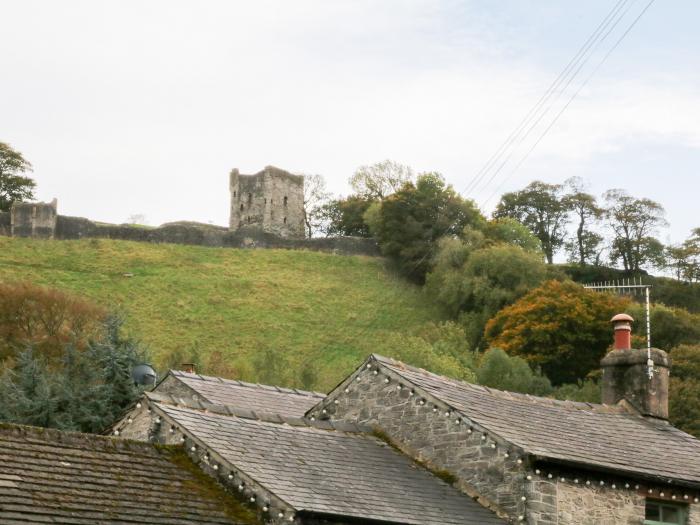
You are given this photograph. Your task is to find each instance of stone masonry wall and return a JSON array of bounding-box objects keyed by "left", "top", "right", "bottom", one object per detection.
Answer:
[
  {"left": 553, "top": 480, "right": 644, "bottom": 525},
  {"left": 41, "top": 215, "right": 380, "bottom": 256},
  {"left": 532, "top": 477, "right": 700, "bottom": 525},
  {"left": 0, "top": 211, "right": 9, "bottom": 236},
  {"left": 10, "top": 199, "right": 57, "bottom": 238},
  {"left": 315, "top": 363, "right": 525, "bottom": 521},
  {"left": 316, "top": 361, "right": 700, "bottom": 525},
  {"left": 230, "top": 167, "right": 305, "bottom": 239}
]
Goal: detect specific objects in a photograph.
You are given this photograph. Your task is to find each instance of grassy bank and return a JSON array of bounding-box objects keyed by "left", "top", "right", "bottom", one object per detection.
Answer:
[{"left": 0, "top": 237, "right": 443, "bottom": 389}]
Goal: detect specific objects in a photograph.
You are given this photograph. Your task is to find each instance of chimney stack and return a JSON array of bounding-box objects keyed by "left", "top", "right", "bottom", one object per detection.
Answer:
[
  {"left": 601, "top": 314, "right": 670, "bottom": 419},
  {"left": 181, "top": 363, "right": 196, "bottom": 374}
]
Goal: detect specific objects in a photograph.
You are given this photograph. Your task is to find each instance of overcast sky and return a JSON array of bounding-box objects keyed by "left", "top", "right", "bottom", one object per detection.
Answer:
[{"left": 2, "top": 1, "right": 698, "bottom": 244}]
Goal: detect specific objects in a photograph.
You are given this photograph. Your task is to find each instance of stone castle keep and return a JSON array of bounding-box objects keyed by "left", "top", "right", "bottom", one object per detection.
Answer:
[
  {"left": 229, "top": 166, "right": 305, "bottom": 239},
  {"left": 0, "top": 166, "right": 378, "bottom": 254}
]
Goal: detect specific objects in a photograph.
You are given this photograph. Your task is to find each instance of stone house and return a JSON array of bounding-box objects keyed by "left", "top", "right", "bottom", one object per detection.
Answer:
[
  {"left": 4, "top": 315, "right": 700, "bottom": 524},
  {"left": 111, "top": 315, "right": 700, "bottom": 525}
]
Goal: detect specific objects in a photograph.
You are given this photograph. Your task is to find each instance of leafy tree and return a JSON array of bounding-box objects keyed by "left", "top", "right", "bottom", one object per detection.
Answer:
[
  {"left": 665, "top": 229, "right": 700, "bottom": 282},
  {"left": 563, "top": 177, "right": 604, "bottom": 265},
  {"left": 494, "top": 181, "right": 569, "bottom": 264},
  {"left": 627, "top": 302, "right": 700, "bottom": 351},
  {"left": 483, "top": 218, "right": 542, "bottom": 253},
  {"left": 476, "top": 348, "right": 552, "bottom": 396},
  {"left": 603, "top": 189, "right": 667, "bottom": 272},
  {"left": 302, "top": 173, "right": 331, "bottom": 238},
  {"left": 349, "top": 160, "right": 414, "bottom": 200},
  {"left": 484, "top": 280, "right": 629, "bottom": 385},
  {"left": 0, "top": 142, "right": 35, "bottom": 212},
  {"left": 319, "top": 196, "right": 375, "bottom": 237},
  {"left": 668, "top": 344, "right": 700, "bottom": 437},
  {"left": 366, "top": 172, "right": 484, "bottom": 282},
  {"left": 0, "top": 281, "right": 107, "bottom": 362},
  {"left": 372, "top": 324, "right": 476, "bottom": 382},
  {"left": 126, "top": 213, "right": 148, "bottom": 225},
  {"left": 426, "top": 241, "right": 547, "bottom": 348},
  {"left": 552, "top": 378, "right": 601, "bottom": 403}
]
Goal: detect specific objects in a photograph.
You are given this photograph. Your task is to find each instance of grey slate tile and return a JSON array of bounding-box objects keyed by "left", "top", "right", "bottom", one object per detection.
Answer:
[{"left": 156, "top": 402, "right": 504, "bottom": 525}]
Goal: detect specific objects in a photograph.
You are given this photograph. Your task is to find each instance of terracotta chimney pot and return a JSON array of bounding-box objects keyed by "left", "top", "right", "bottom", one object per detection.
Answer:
[{"left": 611, "top": 313, "right": 634, "bottom": 350}]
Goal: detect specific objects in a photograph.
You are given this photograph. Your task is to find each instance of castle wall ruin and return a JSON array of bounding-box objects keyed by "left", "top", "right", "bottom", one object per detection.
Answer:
[
  {"left": 10, "top": 199, "right": 58, "bottom": 239},
  {"left": 229, "top": 166, "right": 305, "bottom": 239}
]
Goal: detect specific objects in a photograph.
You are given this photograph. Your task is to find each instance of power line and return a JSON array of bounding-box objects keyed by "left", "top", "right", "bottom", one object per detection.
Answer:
[
  {"left": 481, "top": 0, "right": 657, "bottom": 209},
  {"left": 472, "top": 0, "right": 640, "bottom": 200},
  {"left": 461, "top": 0, "right": 632, "bottom": 198}
]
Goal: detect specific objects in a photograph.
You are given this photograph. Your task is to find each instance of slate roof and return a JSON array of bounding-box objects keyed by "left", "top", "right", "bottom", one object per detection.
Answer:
[
  {"left": 0, "top": 423, "right": 260, "bottom": 524},
  {"left": 368, "top": 354, "right": 700, "bottom": 488},
  {"left": 149, "top": 396, "right": 504, "bottom": 525},
  {"left": 167, "top": 370, "right": 324, "bottom": 416}
]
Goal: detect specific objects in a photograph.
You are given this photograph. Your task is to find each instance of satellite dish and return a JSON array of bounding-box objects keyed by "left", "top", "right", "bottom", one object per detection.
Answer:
[{"left": 132, "top": 363, "right": 157, "bottom": 387}]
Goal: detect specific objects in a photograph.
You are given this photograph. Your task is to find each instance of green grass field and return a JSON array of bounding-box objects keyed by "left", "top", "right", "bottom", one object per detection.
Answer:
[{"left": 0, "top": 237, "right": 443, "bottom": 390}]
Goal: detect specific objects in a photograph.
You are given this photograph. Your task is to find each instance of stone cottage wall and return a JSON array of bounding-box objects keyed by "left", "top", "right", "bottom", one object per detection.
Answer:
[
  {"left": 527, "top": 477, "right": 700, "bottom": 525},
  {"left": 316, "top": 362, "right": 700, "bottom": 525},
  {"left": 316, "top": 364, "right": 525, "bottom": 520}
]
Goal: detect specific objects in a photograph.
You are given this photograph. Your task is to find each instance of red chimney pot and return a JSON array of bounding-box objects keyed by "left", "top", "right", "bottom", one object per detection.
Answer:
[{"left": 611, "top": 313, "right": 634, "bottom": 350}]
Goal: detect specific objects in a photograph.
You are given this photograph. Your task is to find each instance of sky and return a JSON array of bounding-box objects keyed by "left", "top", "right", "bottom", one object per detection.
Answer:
[{"left": 2, "top": 0, "right": 698, "bottom": 245}]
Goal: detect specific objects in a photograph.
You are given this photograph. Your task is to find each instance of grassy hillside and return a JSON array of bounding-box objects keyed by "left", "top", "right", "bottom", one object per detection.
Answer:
[{"left": 0, "top": 237, "right": 443, "bottom": 390}]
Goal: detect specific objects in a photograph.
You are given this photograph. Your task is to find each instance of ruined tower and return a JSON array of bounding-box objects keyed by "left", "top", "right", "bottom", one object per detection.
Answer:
[{"left": 229, "top": 166, "right": 305, "bottom": 239}]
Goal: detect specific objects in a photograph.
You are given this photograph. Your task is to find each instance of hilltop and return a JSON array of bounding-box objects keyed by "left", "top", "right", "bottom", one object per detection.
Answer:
[{"left": 0, "top": 237, "right": 442, "bottom": 390}]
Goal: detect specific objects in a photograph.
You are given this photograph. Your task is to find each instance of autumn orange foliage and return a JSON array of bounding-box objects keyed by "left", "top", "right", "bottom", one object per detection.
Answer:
[
  {"left": 484, "top": 280, "right": 629, "bottom": 385},
  {"left": 0, "top": 281, "right": 107, "bottom": 363}
]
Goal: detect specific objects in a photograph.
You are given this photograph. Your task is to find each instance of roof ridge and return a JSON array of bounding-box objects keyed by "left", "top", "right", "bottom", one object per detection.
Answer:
[
  {"left": 146, "top": 392, "right": 370, "bottom": 434},
  {"left": 371, "top": 353, "right": 621, "bottom": 414},
  {"left": 0, "top": 421, "right": 176, "bottom": 453},
  {"left": 170, "top": 370, "right": 326, "bottom": 398}
]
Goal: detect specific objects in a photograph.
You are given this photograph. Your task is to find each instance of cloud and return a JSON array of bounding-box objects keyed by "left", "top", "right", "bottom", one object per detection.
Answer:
[{"left": 0, "top": 0, "right": 698, "bottom": 240}]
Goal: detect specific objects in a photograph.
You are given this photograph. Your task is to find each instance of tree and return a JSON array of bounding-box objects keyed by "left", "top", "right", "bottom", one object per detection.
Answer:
[
  {"left": 0, "top": 281, "right": 107, "bottom": 362},
  {"left": 371, "top": 323, "right": 476, "bottom": 382},
  {"left": 563, "top": 177, "right": 604, "bottom": 265},
  {"left": 0, "top": 142, "right": 35, "bottom": 212},
  {"left": 483, "top": 218, "right": 543, "bottom": 254},
  {"left": 318, "top": 196, "right": 374, "bottom": 237},
  {"left": 626, "top": 302, "right": 700, "bottom": 351},
  {"left": 301, "top": 173, "right": 331, "bottom": 238},
  {"left": 668, "top": 344, "right": 700, "bottom": 437},
  {"left": 426, "top": 241, "right": 547, "bottom": 349},
  {"left": 126, "top": 214, "right": 148, "bottom": 225},
  {"left": 603, "top": 189, "right": 667, "bottom": 272},
  {"left": 476, "top": 348, "right": 552, "bottom": 396},
  {"left": 494, "top": 181, "right": 569, "bottom": 264},
  {"left": 484, "top": 280, "right": 629, "bottom": 385},
  {"left": 349, "top": 160, "right": 414, "bottom": 200},
  {"left": 366, "top": 172, "right": 484, "bottom": 282},
  {"left": 665, "top": 229, "right": 700, "bottom": 282},
  {"left": 0, "top": 316, "right": 149, "bottom": 432}
]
